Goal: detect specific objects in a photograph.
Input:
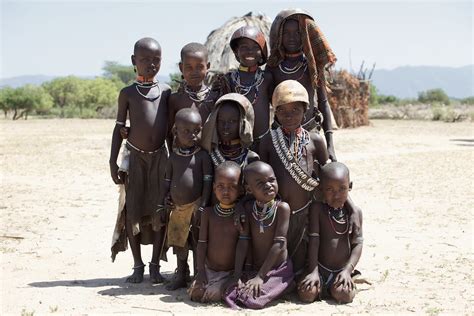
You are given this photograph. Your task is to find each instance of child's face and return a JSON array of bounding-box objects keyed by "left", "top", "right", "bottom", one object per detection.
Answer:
[
  {"left": 133, "top": 46, "right": 162, "bottom": 78},
  {"left": 217, "top": 103, "right": 240, "bottom": 142},
  {"left": 274, "top": 102, "right": 305, "bottom": 131},
  {"left": 179, "top": 51, "right": 209, "bottom": 88},
  {"left": 322, "top": 174, "right": 351, "bottom": 209},
  {"left": 213, "top": 169, "right": 241, "bottom": 205},
  {"left": 235, "top": 38, "right": 262, "bottom": 68},
  {"left": 282, "top": 19, "right": 302, "bottom": 54},
  {"left": 174, "top": 114, "right": 202, "bottom": 147},
  {"left": 246, "top": 166, "right": 278, "bottom": 203}
]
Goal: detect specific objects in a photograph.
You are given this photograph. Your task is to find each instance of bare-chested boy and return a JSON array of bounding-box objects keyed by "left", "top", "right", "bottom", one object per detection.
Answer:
[
  {"left": 215, "top": 26, "right": 274, "bottom": 154},
  {"left": 158, "top": 108, "right": 213, "bottom": 290},
  {"left": 224, "top": 161, "right": 293, "bottom": 309},
  {"left": 168, "top": 43, "right": 219, "bottom": 142},
  {"left": 188, "top": 161, "right": 242, "bottom": 303},
  {"left": 266, "top": 9, "right": 338, "bottom": 161},
  {"left": 109, "top": 37, "right": 171, "bottom": 283},
  {"left": 258, "top": 79, "right": 328, "bottom": 278},
  {"left": 298, "top": 162, "right": 363, "bottom": 303},
  {"left": 201, "top": 93, "right": 259, "bottom": 168}
]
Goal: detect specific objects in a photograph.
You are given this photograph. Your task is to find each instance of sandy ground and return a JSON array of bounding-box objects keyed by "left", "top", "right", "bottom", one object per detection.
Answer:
[{"left": 0, "top": 119, "right": 473, "bottom": 315}]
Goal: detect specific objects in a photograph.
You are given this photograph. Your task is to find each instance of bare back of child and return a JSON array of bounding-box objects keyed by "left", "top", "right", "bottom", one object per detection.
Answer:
[
  {"left": 109, "top": 37, "right": 171, "bottom": 284},
  {"left": 259, "top": 80, "right": 328, "bottom": 276},
  {"left": 189, "top": 161, "right": 241, "bottom": 303},
  {"left": 224, "top": 161, "right": 293, "bottom": 310},
  {"left": 159, "top": 108, "right": 213, "bottom": 290},
  {"left": 298, "top": 162, "right": 363, "bottom": 304}
]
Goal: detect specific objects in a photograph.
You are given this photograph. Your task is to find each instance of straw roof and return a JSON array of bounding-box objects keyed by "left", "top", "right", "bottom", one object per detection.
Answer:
[{"left": 205, "top": 12, "right": 272, "bottom": 76}]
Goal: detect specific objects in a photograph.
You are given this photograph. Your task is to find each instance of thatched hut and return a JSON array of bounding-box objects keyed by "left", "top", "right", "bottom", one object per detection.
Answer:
[
  {"left": 327, "top": 70, "right": 371, "bottom": 128},
  {"left": 205, "top": 12, "right": 272, "bottom": 77},
  {"left": 205, "top": 12, "right": 370, "bottom": 128}
]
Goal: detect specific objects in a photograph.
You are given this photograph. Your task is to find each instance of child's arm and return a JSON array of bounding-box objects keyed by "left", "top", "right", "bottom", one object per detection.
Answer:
[
  {"left": 244, "top": 202, "right": 290, "bottom": 298},
  {"left": 166, "top": 97, "right": 176, "bottom": 151},
  {"left": 311, "top": 132, "right": 329, "bottom": 170},
  {"left": 334, "top": 210, "right": 364, "bottom": 291},
  {"left": 195, "top": 208, "right": 210, "bottom": 285},
  {"left": 109, "top": 90, "right": 128, "bottom": 184},
  {"left": 194, "top": 153, "right": 213, "bottom": 228},
  {"left": 258, "top": 134, "right": 271, "bottom": 163},
  {"left": 157, "top": 158, "right": 173, "bottom": 223},
  {"left": 345, "top": 197, "right": 362, "bottom": 236},
  {"left": 298, "top": 203, "right": 322, "bottom": 292},
  {"left": 316, "top": 85, "right": 336, "bottom": 161},
  {"left": 232, "top": 210, "right": 251, "bottom": 281}
]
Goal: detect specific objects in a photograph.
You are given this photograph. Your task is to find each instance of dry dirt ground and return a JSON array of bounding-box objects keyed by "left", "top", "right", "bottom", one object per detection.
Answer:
[{"left": 1, "top": 119, "right": 472, "bottom": 315}]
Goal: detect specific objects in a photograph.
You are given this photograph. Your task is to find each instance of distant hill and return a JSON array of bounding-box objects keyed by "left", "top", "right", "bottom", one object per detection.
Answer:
[
  {"left": 2, "top": 67, "right": 472, "bottom": 99},
  {"left": 372, "top": 65, "right": 473, "bottom": 99},
  {"left": 0, "top": 75, "right": 171, "bottom": 88}
]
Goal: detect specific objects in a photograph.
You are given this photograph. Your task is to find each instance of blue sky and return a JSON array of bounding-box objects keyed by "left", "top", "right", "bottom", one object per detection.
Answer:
[{"left": 1, "top": 0, "right": 472, "bottom": 79}]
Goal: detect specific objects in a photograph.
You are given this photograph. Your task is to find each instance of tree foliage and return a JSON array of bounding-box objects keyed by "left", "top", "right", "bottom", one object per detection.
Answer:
[
  {"left": 418, "top": 88, "right": 450, "bottom": 105},
  {"left": 102, "top": 61, "right": 135, "bottom": 86},
  {"left": 0, "top": 85, "right": 53, "bottom": 120}
]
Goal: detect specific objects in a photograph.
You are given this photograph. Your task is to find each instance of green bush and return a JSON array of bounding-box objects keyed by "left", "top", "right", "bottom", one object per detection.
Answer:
[{"left": 418, "top": 88, "right": 450, "bottom": 105}]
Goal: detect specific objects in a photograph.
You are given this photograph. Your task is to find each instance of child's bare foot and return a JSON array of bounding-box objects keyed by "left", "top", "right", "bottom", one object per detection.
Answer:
[
  {"left": 126, "top": 264, "right": 145, "bottom": 283},
  {"left": 166, "top": 270, "right": 188, "bottom": 290},
  {"left": 149, "top": 262, "right": 164, "bottom": 284}
]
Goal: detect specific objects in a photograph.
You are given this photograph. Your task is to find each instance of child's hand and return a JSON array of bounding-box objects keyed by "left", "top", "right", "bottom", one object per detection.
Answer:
[
  {"left": 334, "top": 269, "right": 354, "bottom": 291},
  {"left": 119, "top": 127, "right": 130, "bottom": 139},
  {"left": 192, "top": 207, "right": 204, "bottom": 228},
  {"left": 195, "top": 270, "right": 207, "bottom": 285},
  {"left": 243, "top": 275, "right": 264, "bottom": 299},
  {"left": 328, "top": 146, "right": 337, "bottom": 162},
  {"left": 164, "top": 194, "right": 174, "bottom": 211},
  {"left": 298, "top": 271, "right": 321, "bottom": 292},
  {"left": 109, "top": 163, "right": 123, "bottom": 184},
  {"left": 233, "top": 203, "right": 246, "bottom": 233}
]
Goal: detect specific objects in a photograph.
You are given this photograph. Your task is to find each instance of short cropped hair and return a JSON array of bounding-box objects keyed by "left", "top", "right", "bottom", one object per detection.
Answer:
[
  {"left": 134, "top": 37, "right": 161, "bottom": 55},
  {"left": 320, "top": 161, "right": 350, "bottom": 181},
  {"left": 215, "top": 161, "right": 241, "bottom": 177},
  {"left": 175, "top": 107, "right": 201, "bottom": 124},
  {"left": 180, "top": 42, "right": 208, "bottom": 61}
]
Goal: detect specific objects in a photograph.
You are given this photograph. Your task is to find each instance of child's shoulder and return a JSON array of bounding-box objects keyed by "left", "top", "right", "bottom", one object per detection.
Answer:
[{"left": 276, "top": 200, "right": 290, "bottom": 214}]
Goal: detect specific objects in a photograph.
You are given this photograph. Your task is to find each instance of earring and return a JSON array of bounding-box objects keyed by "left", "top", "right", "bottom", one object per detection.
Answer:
[{"left": 133, "top": 65, "right": 137, "bottom": 73}]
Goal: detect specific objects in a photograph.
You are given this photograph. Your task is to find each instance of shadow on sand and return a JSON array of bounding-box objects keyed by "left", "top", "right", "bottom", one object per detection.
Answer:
[
  {"left": 28, "top": 272, "right": 202, "bottom": 307},
  {"left": 450, "top": 138, "right": 474, "bottom": 146}
]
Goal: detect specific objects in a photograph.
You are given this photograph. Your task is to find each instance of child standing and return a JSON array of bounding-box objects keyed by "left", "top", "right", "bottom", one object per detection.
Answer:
[
  {"left": 266, "top": 9, "right": 338, "bottom": 161},
  {"left": 216, "top": 26, "right": 274, "bottom": 153},
  {"left": 188, "top": 161, "right": 242, "bottom": 303},
  {"left": 159, "top": 108, "right": 213, "bottom": 290},
  {"left": 109, "top": 37, "right": 171, "bottom": 283},
  {"left": 298, "top": 162, "right": 363, "bottom": 303},
  {"left": 224, "top": 161, "right": 293, "bottom": 309},
  {"left": 168, "top": 43, "right": 219, "bottom": 134}
]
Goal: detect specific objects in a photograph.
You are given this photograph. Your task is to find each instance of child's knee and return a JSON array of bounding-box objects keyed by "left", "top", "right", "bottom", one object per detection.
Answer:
[
  {"left": 330, "top": 284, "right": 355, "bottom": 303},
  {"left": 297, "top": 286, "right": 319, "bottom": 303}
]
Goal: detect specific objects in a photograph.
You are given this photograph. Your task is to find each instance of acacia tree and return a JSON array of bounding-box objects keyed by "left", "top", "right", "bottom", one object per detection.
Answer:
[
  {"left": 0, "top": 85, "right": 53, "bottom": 120},
  {"left": 42, "top": 76, "right": 86, "bottom": 117}
]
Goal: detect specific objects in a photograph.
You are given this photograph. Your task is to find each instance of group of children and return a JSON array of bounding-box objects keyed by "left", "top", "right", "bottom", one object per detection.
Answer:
[{"left": 109, "top": 8, "right": 363, "bottom": 309}]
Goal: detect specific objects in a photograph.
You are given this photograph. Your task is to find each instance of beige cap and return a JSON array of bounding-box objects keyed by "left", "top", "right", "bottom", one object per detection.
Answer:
[{"left": 272, "top": 80, "right": 309, "bottom": 109}]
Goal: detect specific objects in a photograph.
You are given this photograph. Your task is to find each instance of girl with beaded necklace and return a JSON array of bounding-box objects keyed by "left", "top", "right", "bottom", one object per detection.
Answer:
[
  {"left": 224, "top": 161, "right": 293, "bottom": 309},
  {"left": 214, "top": 26, "right": 274, "bottom": 154},
  {"left": 266, "top": 9, "right": 338, "bottom": 161},
  {"left": 201, "top": 93, "right": 259, "bottom": 171},
  {"left": 188, "top": 161, "right": 242, "bottom": 303}
]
